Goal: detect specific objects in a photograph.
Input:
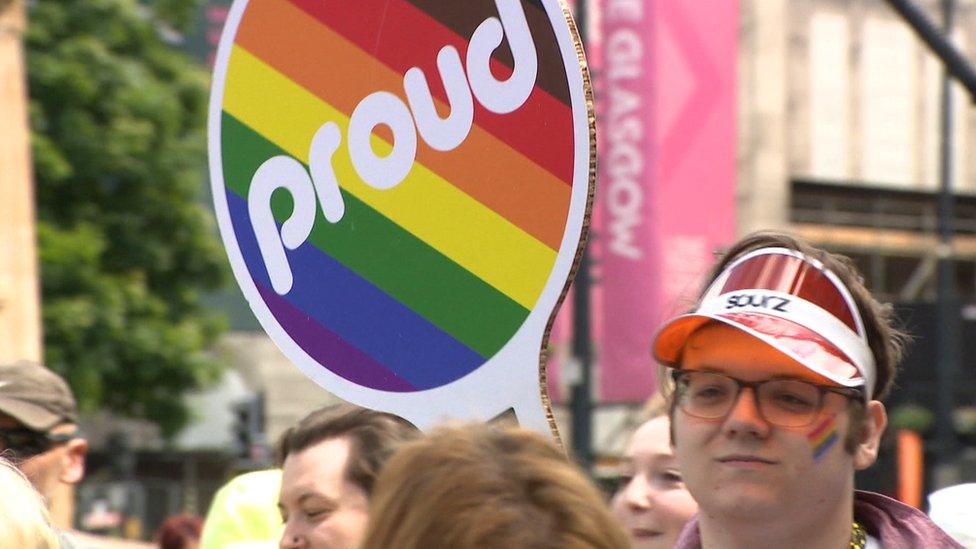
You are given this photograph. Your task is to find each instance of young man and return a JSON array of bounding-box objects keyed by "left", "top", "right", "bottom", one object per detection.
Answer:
[
  {"left": 652, "top": 232, "right": 962, "bottom": 549},
  {"left": 276, "top": 404, "right": 419, "bottom": 549}
]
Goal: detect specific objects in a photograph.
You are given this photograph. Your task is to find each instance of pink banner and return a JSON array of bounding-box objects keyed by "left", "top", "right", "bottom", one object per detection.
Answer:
[{"left": 596, "top": 0, "right": 738, "bottom": 402}]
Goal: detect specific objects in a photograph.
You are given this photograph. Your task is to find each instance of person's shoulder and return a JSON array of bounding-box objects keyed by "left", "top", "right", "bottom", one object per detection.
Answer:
[{"left": 854, "top": 490, "right": 965, "bottom": 549}]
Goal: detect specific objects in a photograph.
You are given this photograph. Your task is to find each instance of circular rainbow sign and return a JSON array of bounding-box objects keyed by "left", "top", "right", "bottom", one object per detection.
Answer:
[{"left": 209, "top": 0, "right": 593, "bottom": 431}]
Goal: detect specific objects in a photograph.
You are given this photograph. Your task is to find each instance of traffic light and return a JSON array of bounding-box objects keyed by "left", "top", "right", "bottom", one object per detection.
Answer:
[{"left": 231, "top": 394, "right": 268, "bottom": 465}]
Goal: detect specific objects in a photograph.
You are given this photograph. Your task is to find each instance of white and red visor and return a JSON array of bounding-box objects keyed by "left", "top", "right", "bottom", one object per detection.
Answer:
[{"left": 652, "top": 247, "right": 876, "bottom": 399}]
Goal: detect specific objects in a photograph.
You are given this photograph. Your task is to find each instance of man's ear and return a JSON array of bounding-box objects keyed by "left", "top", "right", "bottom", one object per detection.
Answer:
[
  {"left": 59, "top": 438, "right": 88, "bottom": 484},
  {"left": 853, "top": 401, "right": 886, "bottom": 470}
]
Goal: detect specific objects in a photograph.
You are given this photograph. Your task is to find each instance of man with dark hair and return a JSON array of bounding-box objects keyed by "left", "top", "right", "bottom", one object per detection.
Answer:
[
  {"left": 276, "top": 404, "right": 419, "bottom": 549},
  {"left": 651, "top": 232, "right": 961, "bottom": 548}
]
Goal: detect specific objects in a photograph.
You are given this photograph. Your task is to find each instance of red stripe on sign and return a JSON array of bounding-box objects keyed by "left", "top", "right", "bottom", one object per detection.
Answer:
[
  {"left": 402, "top": 0, "right": 572, "bottom": 106},
  {"left": 288, "top": 0, "right": 575, "bottom": 186}
]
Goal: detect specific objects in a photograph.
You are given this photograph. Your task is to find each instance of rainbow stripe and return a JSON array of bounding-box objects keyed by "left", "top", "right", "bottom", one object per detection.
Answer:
[
  {"left": 807, "top": 414, "right": 839, "bottom": 461},
  {"left": 219, "top": 0, "right": 575, "bottom": 391}
]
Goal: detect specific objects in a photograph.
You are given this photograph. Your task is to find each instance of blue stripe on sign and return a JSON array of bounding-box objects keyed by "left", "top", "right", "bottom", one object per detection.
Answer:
[
  {"left": 226, "top": 189, "right": 485, "bottom": 390},
  {"left": 254, "top": 282, "right": 417, "bottom": 392}
]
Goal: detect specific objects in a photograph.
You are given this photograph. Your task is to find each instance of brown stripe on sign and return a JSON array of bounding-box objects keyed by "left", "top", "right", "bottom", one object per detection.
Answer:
[{"left": 405, "top": 0, "right": 572, "bottom": 106}]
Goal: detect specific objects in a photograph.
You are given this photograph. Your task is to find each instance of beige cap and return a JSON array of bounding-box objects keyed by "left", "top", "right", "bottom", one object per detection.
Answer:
[{"left": 0, "top": 360, "right": 79, "bottom": 431}]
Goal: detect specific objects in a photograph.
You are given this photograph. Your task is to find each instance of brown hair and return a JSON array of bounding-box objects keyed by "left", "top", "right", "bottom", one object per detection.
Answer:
[
  {"left": 666, "top": 231, "right": 907, "bottom": 452},
  {"left": 155, "top": 513, "right": 203, "bottom": 549},
  {"left": 642, "top": 365, "right": 674, "bottom": 422},
  {"left": 276, "top": 404, "right": 419, "bottom": 495},
  {"left": 360, "top": 423, "right": 630, "bottom": 549},
  {"left": 699, "top": 231, "right": 907, "bottom": 400}
]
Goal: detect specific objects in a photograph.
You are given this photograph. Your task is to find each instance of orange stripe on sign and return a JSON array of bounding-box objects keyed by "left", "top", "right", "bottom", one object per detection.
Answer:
[
  {"left": 222, "top": 47, "right": 557, "bottom": 309},
  {"left": 235, "top": 0, "right": 570, "bottom": 251}
]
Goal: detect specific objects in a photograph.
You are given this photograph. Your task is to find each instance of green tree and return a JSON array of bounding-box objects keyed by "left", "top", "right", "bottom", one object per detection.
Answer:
[{"left": 26, "top": 0, "right": 228, "bottom": 438}]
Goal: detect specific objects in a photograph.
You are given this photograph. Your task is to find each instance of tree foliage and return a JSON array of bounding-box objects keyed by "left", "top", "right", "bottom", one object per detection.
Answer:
[{"left": 27, "top": 0, "right": 228, "bottom": 438}]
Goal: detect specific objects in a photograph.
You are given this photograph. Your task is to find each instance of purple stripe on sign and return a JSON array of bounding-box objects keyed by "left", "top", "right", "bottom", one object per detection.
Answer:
[{"left": 256, "top": 283, "right": 418, "bottom": 392}]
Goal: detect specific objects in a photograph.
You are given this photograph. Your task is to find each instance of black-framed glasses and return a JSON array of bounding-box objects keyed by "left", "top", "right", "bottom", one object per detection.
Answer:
[
  {"left": 672, "top": 370, "right": 862, "bottom": 428},
  {"left": 0, "top": 428, "right": 77, "bottom": 460}
]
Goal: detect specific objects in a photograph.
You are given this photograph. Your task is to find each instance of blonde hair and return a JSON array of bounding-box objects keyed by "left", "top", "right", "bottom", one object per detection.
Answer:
[
  {"left": 0, "top": 457, "right": 59, "bottom": 548},
  {"left": 641, "top": 366, "right": 673, "bottom": 422},
  {"left": 361, "top": 423, "right": 630, "bottom": 549}
]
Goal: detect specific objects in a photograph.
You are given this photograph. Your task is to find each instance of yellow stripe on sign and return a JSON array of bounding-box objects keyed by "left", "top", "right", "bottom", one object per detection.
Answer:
[{"left": 222, "top": 45, "right": 556, "bottom": 310}]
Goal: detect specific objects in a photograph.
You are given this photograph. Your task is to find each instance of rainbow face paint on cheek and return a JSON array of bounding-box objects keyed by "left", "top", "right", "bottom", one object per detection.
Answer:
[{"left": 807, "top": 414, "right": 839, "bottom": 462}]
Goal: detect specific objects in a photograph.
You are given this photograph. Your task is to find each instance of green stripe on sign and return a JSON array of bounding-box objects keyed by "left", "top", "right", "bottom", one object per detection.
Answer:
[{"left": 220, "top": 111, "right": 530, "bottom": 358}]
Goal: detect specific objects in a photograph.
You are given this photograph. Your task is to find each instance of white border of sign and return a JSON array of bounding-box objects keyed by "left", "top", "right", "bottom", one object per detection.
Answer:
[{"left": 208, "top": 0, "right": 591, "bottom": 434}]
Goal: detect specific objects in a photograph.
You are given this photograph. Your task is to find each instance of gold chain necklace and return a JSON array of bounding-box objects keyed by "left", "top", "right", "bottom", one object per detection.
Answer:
[{"left": 850, "top": 521, "right": 867, "bottom": 549}]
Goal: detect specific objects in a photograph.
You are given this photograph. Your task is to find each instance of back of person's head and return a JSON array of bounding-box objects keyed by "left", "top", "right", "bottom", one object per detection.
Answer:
[
  {"left": 0, "top": 457, "right": 59, "bottom": 549},
  {"left": 360, "top": 423, "right": 630, "bottom": 549},
  {"left": 275, "top": 404, "right": 419, "bottom": 495},
  {"left": 156, "top": 513, "right": 203, "bottom": 549}
]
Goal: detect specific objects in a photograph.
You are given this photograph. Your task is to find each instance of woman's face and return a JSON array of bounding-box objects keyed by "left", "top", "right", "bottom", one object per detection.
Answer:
[{"left": 611, "top": 416, "right": 698, "bottom": 549}]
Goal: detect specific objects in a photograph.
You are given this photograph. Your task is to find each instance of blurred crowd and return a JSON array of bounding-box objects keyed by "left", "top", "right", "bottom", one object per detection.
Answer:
[{"left": 3, "top": 232, "right": 975, "bottom": 548}]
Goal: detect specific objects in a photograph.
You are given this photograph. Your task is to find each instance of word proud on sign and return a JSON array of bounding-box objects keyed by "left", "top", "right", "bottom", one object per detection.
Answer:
[
  {"left": 251, "top": 0, "right": 538, "bottom": 295},
  {"left": 209, "top": 0, "right": 593, "bottom": 433}
]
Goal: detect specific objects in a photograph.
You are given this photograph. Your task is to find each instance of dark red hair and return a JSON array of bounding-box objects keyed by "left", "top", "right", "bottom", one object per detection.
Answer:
[{"left": 156, "top": 513, "right": 203, "bottom": 549}]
